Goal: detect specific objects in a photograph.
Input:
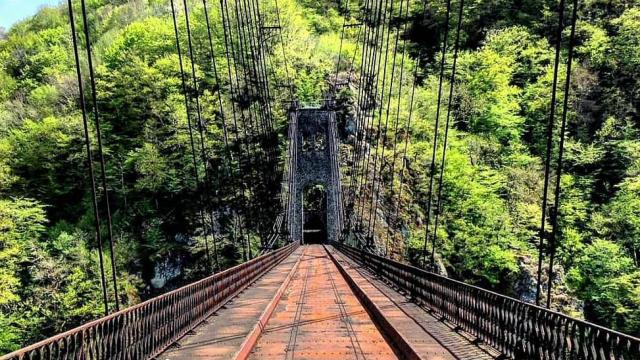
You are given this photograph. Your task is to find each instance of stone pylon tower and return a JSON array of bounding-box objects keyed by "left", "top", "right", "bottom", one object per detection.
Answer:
[{"left": 284, "top": 102, "right": 344, "bottom": 244}]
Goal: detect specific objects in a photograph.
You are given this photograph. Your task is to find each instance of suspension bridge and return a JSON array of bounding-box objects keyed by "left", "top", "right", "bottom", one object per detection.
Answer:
[{"left": 1, "top": 0, "right": 640, "bottom": 359}]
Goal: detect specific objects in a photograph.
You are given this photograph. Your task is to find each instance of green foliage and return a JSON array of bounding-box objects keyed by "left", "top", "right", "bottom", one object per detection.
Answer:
[
  {"left": 1, "top": 26, "right": 70, "bottom": 89},
  {"left": 567, "top": 240, "right": 640, "bottom": 335},
  {"left": 28, "top": 84, "right": 59, "bottom": 118},
  {"left": 0, "top": 198, "right": 46, "bottom": 353},
  {"left": 0, "top": 313, "right": 22, "bottom": 354},
  {"left": 127, "top": 143, "right": 171, "bottom": 192},
  {"left": 4, "top": 116, "right": 85, "bottom": 210},
  {"left": 0, "top": 198, "right": 46, "bottom": 305},
  {"left": 395, "top": 0, "right": 640, "bottom": 335},
  {"left": 576, "top": 22, "right": 611, "bottom": 68},
  {"left": 0, "top": 0, "right": 639, "bottom": 351},
  {"left": 0, "top": 71, "right": 16, "bottom": 102},
  {"left": 0, "top": 140, "right": 16, "bottom": 191},
  {"left": 611, "top": 8, "right": 640, "bottom": 74},
  {"left": 104, "top": 17, "right": 175, "bottom": 69},
  {"left": 457, "top": 33, "right": 524, "bottom": 145}
]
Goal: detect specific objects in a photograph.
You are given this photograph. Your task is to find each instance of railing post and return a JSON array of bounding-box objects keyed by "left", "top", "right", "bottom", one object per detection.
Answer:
[{"left": 409, "top": 267, "right": 418, "bottom": 302}]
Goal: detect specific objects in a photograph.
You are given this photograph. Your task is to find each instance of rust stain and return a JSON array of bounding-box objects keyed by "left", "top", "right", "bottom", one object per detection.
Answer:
[
  {"left": 248, "top": 245, "right": 398, "bottom": 360},
  {"left": 235, "top": 247, "right": 308, "bottom": 359},
  {"left": 162, "top": 245, "right": 495, "bottom": 360},
  {"left": 161, "top": 247, "right": 305, "bottom": 360}
]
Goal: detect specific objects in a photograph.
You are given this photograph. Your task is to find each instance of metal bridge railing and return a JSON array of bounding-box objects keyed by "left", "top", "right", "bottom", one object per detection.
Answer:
[
  {"left": 1, "top": 242, "right": 299, "bottom": 360},
  {"left": 334, "top": 242, "right": 640, "bottom": 360}
]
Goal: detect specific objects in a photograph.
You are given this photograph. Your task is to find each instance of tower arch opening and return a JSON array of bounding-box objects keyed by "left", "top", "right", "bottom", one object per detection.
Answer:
[
  {"left": 303, "top": 183, "right": 327, "bottom": 244},
  {"left": 286, "top": 104, "right": 344, "bottom": 244}
]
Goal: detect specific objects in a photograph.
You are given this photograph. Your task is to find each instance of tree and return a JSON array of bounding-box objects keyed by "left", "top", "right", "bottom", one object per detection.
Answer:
[
  {"left": 567, "top": 240, "right": 640, "bottom": 335},
  {"left": 0, "top": 198, "right": 46, "bottom": 353},
  {"left": 456, "top": 30, "right": 525, "bottom": 146},
  {"left": 611, "top": 8, "right": 640, "bottom": 76}
]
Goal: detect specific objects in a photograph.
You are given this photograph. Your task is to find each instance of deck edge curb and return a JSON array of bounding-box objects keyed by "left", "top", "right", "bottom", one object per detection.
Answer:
[
  {"left": 324, "top": 245, "right": 423, "bottom": 360},
  {"left": 234, "top": 247, "right": 306, "bottom": 360}
]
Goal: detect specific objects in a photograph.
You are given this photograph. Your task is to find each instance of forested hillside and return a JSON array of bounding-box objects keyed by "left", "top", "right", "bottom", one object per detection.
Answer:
[{"left": 0, "top": 0, "right": 638, "bottom": 353}]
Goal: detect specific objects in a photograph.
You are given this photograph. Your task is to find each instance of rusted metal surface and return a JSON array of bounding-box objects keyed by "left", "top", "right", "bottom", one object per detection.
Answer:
[
  {"left": 334, "top": 242, "right": 640, "bottom": 360},
  {"left": 160, "top": 246, "right": 305, "bottom": 360},
  {"left": 1, "top": 243, "right": 299, "bottom": 360},
  {"left": 327, "top": 245, "right": 498, "bottom": 360},
  {"left": 7, "top": 240, "right": 638, "bottom": 360},
  {"left": 248, "top": 245, "right": 398, "bottom": 360},
  {"left": 235, "top": 247, "right": 306, "bottom": 359}
]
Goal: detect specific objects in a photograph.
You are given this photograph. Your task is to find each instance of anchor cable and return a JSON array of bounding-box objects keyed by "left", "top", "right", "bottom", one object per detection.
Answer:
[
  {"left": 422, "top": 0, "right": 452, "bottom": 267},
  {"left": 80, "top": 0, "right": 120, "bottom": 310},
  {"left": 67, "top": 0, "right": 110, "bottom": 315}
]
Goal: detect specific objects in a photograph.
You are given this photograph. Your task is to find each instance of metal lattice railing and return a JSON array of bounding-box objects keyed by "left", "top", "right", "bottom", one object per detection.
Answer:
[
  {"left": 1, "top": 242, "right": 299, "bottom": 360},
  {"left": 334, "top": 242, "right": 640, "bottom": 360}
]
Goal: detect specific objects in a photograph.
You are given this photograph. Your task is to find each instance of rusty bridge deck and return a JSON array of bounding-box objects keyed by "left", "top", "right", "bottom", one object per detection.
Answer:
[
  {"left": 3, "top": 244, "right": 637, "bottom": 360},
  {"left": 160, "top": 245, "right": 498, "bottom": 360}
]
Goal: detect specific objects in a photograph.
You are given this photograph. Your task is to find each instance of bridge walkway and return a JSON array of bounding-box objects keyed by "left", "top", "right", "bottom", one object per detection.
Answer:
[
  {"left": 329, "top": 247, "right": 499, "bottom": 360},
  {"left": 161, "top": 245, "right": 500, "bottom": 359},
  {"left": 160, "top": 247, "right": 305, "bottom": 359},
  {"left": 247, "top": 245, "right": 397, "bottom": 360}
]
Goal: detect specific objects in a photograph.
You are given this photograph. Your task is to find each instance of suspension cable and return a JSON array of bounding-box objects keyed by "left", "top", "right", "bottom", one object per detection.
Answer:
[
  {"left": 255, "top": 20, "right": 289, "bottom": 229},
  {"left": 355, "top": 0, "right": 380, "bottom": 227},
  {"left": 234, "top": 0, "right": 264, "bottom": 148},
  {"left": 240, "top": 0, "right": 270, "bottom": 140},
  {"left": 183, "top": 0, "right": 219, "bottom": 271},
  {"left": 223, "top": 0, "right": 258, "bottom": 259},
  {"left": 346, "top": 0, "right": 373, "bottom": 211},
  {"left": 250, "top": 0, "right": 274, "bottom": 129},
  {"left": 237, "top": 0, "right": 275, "bottom": 244},
  {"left": 333, "top": 0, "right": 353, "bottom": 94},
  {"left": 253, "top": 0, "right": 278, "bottom": 137},
  {"left": 234, "top": 0, "right": 258, "bottom": 258},
  {"left": 356, "top": 0, "right": 388, "bottom": 239},
  {"left": 170, "top": 0, "right": 213, "bottom": 271},
  {"left": 346, "top": 10, "right": 365, "bottom": 197},
  {"left": 546, "top": 0, "right": 578, "bottom": 309},
  {"left": 221, "top": 0, "right": 252, "bottom": 261},
  {"left": 385, "top": 0, "right": 412, "bottom": 252},
  {"left": 371, "top": 0, "right": 407, "bottom": 254},
  {"left": 354, "top": 0, "right": 382, "bottom": 236},
  {"left": 67, "top": 0, "right": 109, "bottom": 315},
  {"left": 203, "top": 0, "right": 232, "bottom": 167},
  {"left": 394, "top": 0, "right": 429, "bottom": 259},
  {"left": 237, "top": 0, "right": 270, "bottom": 181},
  {"left": 226, "top": 0, "right": 254, "bottom": 147},
  {"left": 343, "top": 19, "right": 364, "bottom": 213},
  {"left": 535, "top": 0, "right": 568, "bottom": 307},
  {"left": 273, "top": 0, "right": 295, "bottom": 99},
  {"left": 240, "top": 0, "right": 274, "bottom": 169},
  {"left": 340, "top": 0, "right": 363, "bottom": 239},
  {"left": 347, "top": 0, "right": 375, "bottom": 221},
  {"left": 346, "top": 23, "right": 364, "bottom": 88},
  {"left": 235, "top": 0, "right": 278, "bottom": 257},
  {"left": 247, "top": 0, "right": 277, "bottom": 159},
  {"left": 357, "top": 0, "right": 386, "bottom": 238},
  {"left": 422, "top": 0, "right": 452, "bottom": 268},
  {"left": 366, "top": 0, "right": 396, "bottom": 237},
  {"left": 430, "top": 0, "right": 465, "bottom": 266},
  {"left": 79, "top": 0, "right": 120, "bottom": 311},
  {"left": 202, "top": 0, "right": 244, "bottom": 261}
]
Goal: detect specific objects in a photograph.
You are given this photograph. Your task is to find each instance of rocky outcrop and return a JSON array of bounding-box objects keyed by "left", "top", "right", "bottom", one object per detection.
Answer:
[
  {"left": 514, "top": 254, "right": 584, "bottom": 317},
  {"left": 151, "top": 257, "right": 183, "bottom": 289}
]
